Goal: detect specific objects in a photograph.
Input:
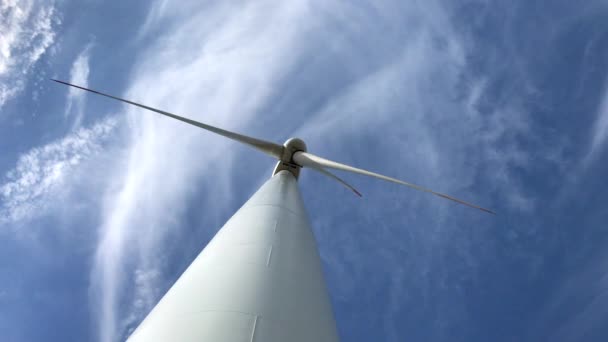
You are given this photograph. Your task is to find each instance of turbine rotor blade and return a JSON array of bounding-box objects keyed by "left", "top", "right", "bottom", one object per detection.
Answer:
[
  {"left": 306, "top": 164, "right": 362, "bottom": 197},
  {"left": 293, "top": 151, "right": 495, "bottom": 214},
  {"left": 51, "top": 79, "right": 284, "bottom": 159}
]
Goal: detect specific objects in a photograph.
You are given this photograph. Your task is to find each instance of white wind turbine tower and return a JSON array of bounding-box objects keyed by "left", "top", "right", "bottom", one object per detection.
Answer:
[{"left": 53, "top": 79, "right": 493, "bottom": 342}]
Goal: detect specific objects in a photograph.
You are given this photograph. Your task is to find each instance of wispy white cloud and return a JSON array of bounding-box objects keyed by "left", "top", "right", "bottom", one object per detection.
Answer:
[
  {"left": 585, "top": 80, "right": 608, "bottom": 164},
  {"left": 65, "top": 43, "right": 93, "bottom": 129},
  {"left": 121, "top": 267, "right": 162, "bottom": 336},
  {"left": 87, "top": 1, "right": 567, "bottom": 341},
  {"left": 90, "top": 1, "right": 314, "bottom": 341},
  {"left": 529, "top": 247, "right": 608, "bottom": 342},
  {"left": 295, "top": 2, "right": 537, "bottom": 213},
  {"left": 0, "top": 117, "right": 117, "bottom": 226},
  {"left": 290, "top": 1, "right": 565, "bottom": 339},
  {"left": 0, "top": 0, "right": 59, "bottom": 109}
]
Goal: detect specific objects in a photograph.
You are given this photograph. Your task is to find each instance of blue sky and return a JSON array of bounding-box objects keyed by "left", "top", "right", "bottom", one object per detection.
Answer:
[{"left": 1, "top": 0, "right": 608, "bottom": 341}]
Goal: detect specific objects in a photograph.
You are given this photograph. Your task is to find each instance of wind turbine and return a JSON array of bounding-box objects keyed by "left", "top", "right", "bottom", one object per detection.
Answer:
[{"left": 53, "top": 79, "right": 493, "bottom": 342}]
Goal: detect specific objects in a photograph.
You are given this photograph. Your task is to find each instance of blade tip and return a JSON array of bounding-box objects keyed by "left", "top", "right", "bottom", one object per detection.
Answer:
[
  {"left": 481, "top": 208, "right": 496, "bottom": 215},
  {"left": 51, "top": 78, "right": 68, "bottom": 85}
]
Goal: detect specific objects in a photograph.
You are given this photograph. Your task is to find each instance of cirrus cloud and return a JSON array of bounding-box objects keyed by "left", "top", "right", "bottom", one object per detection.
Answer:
[
  {"left": 0, "top": 0, "right": 60, "bottom": 110},
  {"left": 0, "top": 116, "right": 117, "bottom": 226}
]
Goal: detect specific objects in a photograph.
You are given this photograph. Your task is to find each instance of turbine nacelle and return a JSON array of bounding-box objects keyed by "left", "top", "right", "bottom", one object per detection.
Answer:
[{"left": 273, "top": 137, "right": 307, "bottom": 179}]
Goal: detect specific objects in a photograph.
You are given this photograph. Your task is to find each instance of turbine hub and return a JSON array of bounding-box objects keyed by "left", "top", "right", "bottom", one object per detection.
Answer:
[{"left": 272, "top": 137, "right": 307, "bottom": 179}]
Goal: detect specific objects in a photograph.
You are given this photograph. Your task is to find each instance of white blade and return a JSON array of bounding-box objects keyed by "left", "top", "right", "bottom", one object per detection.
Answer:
[
  {"left": 51, "top": 79, "right": 284, "bottom": 159},
  {"left": 306, "top": 164, "right": 362, "bottom": 197},
  {"left": 293, "top": 151, "right": 495, "bottom": 214}
]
